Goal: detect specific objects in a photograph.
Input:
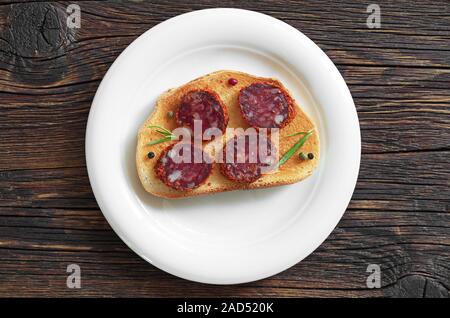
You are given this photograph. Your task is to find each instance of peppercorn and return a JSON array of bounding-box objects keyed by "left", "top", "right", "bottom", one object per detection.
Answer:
[
  {"left": 307, "top": 153, "right": 314, "bottom": 160},
  {"left": 299, "top": 152, "right": 308, "bottom": 160},
  {"left": 147, "top": 151, "right": 155, "bottom": 159},
  {"left": 228, "top": 78, "right": 238, "bottom": 86}
]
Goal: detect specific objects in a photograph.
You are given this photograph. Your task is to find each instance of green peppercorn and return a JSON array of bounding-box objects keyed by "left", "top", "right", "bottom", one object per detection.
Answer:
[
  {"left": 307, "top": 153, "right": 314, "bottom": 160},
  {"left": 147, "top": 151, "right": 155, "bottom": 159},
  {"left": 299, "top": 152, "right": 307, "bottom": 160},
  {"left": 167, "top": 111, "right": 174, "bottom": 118}
]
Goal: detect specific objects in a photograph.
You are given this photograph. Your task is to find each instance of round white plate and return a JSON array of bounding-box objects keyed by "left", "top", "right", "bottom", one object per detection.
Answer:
[{"left": 86, "top": 8, "right": 360, "bottom": 284}]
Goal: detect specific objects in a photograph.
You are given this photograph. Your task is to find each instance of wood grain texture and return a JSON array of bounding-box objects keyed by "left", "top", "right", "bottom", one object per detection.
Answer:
[{"left": 0, "top": 0, "right": 449, "bottom": 297}]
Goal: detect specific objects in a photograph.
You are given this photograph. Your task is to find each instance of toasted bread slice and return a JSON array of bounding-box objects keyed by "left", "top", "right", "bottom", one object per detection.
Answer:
[{"left": 136, "top": 70, "right": 320, "bottom": 199}]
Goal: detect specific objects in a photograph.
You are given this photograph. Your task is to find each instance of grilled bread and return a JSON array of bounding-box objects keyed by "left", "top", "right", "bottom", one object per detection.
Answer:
[{"left": 136, "top": 70, "right": 319, "bottom": 198}]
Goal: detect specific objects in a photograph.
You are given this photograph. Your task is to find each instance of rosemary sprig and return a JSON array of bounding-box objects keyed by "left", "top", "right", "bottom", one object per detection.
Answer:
[
  {"left": 147, "top": 136, "right": 173, "bottom": 146},
  {"left": 277, "top": 130, "right": 313, "bottom": 167},
  {"left": 147, "top": 125, "right": 172, "bottom": 136},
  {"left": 286, "top": 130, "right": 310, "bottom": 137},
  {"left": 147, "top": 125, "right": 175, "bottom": 146}
]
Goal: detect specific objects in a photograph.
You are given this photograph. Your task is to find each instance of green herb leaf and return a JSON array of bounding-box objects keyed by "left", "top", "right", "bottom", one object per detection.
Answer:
[
  {"left": 286, "top": 130, "right": 311, "bottom": 137},
  {"left": 277, "top": 130, "right": 313, "bottom": 167},
  {"left": 147, "top": 125, "right": 176, "bottom": 146},
  {"left": 147, "top": 136, "right": 173, "bottom": 146},
  {"left": 155, "top": 129, "right": 171, "bottom": 136},
  {"left": 147, "top": 125, "right": 173, "bottom": 136}
]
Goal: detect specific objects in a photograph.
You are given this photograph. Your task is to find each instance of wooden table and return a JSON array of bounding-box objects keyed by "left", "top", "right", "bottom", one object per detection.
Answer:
[{"left": 0, "top": 1, "right": 449, "bottom": 298}]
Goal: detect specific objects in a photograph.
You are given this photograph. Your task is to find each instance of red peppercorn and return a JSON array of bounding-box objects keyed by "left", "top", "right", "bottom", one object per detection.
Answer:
[{"left": 228, "top": 78, "right": 238, "bottom": 86}]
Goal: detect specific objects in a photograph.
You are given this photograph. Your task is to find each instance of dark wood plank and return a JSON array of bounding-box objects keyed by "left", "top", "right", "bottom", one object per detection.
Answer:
[
  {"left": 1, "top": 152, "right": 448, "bottom": 211},
  {"left": 0, "top": 0, "right": 449, "bottom": 297},
  {"left": 0, "top": 207, "right": 448, "bottom": 297}
]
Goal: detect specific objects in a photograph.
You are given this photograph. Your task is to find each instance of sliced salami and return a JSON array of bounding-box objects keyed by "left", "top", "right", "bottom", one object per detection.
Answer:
[
  {"left": 239, "top": 83, "right": 295, "bottom": 128},
  {"left": 176, "top": 89, "right": 228, "bottom": 136},
  {"left": 220, "top": 134, "right": 276, "bottom": 183},
  {"left": 155, "top": 143, "right": 212, "bottom": 191}
]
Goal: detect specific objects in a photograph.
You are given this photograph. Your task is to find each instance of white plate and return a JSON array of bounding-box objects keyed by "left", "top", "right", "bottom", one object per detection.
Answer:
[{"left": 86, "top": 8, "right": 360, "bottom": 284}]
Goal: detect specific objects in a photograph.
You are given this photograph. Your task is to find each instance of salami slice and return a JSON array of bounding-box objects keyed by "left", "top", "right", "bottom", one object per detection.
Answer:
[
  {"left": 239, "top": 83, "right": 295, "bottom": 128},
  {"left": 220, "top": 134, "right": 276, "bottom": 183},
  {"left": 176, "top": 89, "right": 228, "bottom": 136},
  {"left": 155, "top": 143, "right": 212, "bottom": 191}
]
